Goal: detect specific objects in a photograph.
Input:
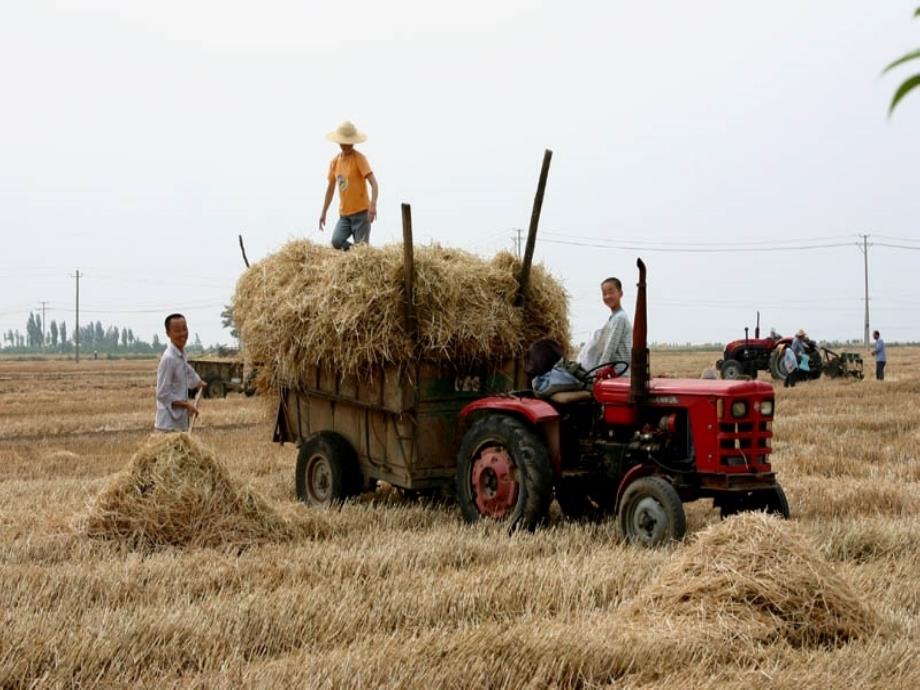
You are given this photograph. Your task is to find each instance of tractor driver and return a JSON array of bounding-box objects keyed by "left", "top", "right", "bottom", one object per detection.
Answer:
[{"left": 576, "top": 277, "right": 633, "bottom": 375}]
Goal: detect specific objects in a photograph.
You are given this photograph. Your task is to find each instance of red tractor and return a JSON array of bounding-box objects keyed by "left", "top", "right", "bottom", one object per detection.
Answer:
[
  {"left": 455, "top": 260, "right": 789, "bottom": 545},
  {"left": 716, "top": 314, "right": 829, "bottom": 382}
]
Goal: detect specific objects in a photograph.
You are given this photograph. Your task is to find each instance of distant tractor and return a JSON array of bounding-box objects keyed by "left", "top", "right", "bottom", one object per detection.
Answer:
[
  {"left": 717, "top": 315, "right": 862, "bottom": 382},
  {"left": 715, "top": 312, "right": 780, "bottom": 380}
]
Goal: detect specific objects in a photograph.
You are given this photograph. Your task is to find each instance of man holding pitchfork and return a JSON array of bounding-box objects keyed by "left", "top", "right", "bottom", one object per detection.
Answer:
[{"left": 155, "top": 313, "right": 206, "bottom": 432}]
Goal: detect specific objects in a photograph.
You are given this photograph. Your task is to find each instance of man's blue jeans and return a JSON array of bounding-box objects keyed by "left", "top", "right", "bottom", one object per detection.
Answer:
[{"left": 332, "top": 210, "right": 371, "bottom": 250}]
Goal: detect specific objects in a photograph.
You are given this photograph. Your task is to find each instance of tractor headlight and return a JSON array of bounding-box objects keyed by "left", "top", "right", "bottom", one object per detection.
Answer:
[
  {"left": 731, "top": 401, "right": 747, "bottom": 418},
  {"left": 759, "top": 400, "right": 774, "bottom": 416}
]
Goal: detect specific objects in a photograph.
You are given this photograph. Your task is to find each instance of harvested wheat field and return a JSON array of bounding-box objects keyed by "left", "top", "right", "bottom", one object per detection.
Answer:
[{"left": 2, "top": 349, "right": 920, "bottom": 687}]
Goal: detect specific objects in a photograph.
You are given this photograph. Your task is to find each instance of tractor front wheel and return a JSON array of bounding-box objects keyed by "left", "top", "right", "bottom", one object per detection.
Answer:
[
  {"left": 618, "top": 476, "right": 686, "bottom": 546},
  {"left": 456, "top": 414, "right": 553, "bottom": 531},
  {"left": 720, "top": 359, "right": 744, "bottom": 380}
]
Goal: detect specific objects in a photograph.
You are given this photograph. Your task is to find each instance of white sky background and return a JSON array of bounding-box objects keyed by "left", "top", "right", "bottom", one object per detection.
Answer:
[{"left": 1, "top": 0, "right": 919, "bottom": 349}]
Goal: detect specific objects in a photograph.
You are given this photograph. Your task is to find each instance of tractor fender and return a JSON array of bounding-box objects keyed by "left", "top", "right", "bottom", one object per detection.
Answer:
[
  {"left": 459, "top": 397, "right": 562, "bottom": 477},
  {"left": 459, "top": 396, "right": 559, "bottom": 425},
  {"left": 615, "top": 464, "right": 656, "bottom": 513}
]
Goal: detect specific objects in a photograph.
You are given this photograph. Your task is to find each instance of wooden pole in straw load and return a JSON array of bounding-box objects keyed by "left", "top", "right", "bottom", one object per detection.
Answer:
[
  {"left": 515, "top": 149, "right": 552, "bottom": 308},
  {"left": 401, "top": 203, "right": 418, "bottom": 339},
  {"left": 187, "top": 387, "right": 204, "bottom": 433}
]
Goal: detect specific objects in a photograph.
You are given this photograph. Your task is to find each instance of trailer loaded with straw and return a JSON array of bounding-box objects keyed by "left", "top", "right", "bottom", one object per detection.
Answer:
[{"left": 232, "top": 152, "right": 565, "bottom": 503}]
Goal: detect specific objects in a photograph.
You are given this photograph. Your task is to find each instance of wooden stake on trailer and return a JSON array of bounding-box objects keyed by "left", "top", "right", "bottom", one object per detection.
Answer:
[
  {"left": 238, "top": 234, "right": 251, "bottom": 268},
  {"left": 514, "top": 149, "right": 553, "bottom": 308},
  {"left": 401, "top": 203, "right": 417, "bottom": 339}
]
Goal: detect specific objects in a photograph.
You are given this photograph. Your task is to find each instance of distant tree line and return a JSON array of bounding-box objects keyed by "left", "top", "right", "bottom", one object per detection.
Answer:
[{"left": 1, "top": 311, "right": 204, "bottom": 355}]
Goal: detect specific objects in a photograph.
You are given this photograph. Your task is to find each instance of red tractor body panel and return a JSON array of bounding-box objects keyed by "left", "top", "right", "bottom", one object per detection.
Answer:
[
  {"left": 594, "top": 377, "right": 775, "bottom": 477},
  {"left": 724, "top": 338, "right": 779, "bottom": 355}
]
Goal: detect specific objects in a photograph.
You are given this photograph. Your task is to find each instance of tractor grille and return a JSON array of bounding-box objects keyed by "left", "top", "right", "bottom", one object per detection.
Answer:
[{"left": 717, "top": 410, "right": 772, "bottom": 468}]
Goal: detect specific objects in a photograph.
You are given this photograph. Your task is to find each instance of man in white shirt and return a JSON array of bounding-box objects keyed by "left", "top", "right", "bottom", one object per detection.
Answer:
[
  {"left": 155, "top": 313, "right": 206, "bottom": 432},
  {"left": 577, "top": 277, "right": 633, "bottom": 374}
]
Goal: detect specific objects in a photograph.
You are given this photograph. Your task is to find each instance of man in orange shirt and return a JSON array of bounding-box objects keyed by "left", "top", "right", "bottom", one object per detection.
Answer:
[{"left": 319, "top": 121, "right": 379, "bottom": 250}]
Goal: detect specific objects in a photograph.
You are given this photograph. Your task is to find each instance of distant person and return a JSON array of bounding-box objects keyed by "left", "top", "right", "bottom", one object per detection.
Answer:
[
  {"left": 872, "top": 330, "right": 887, "bottom": 380},
  {"left": 576, "top": 277, "right": 633, "bottom": 374},
  {"left": 790, "top": 329, "right": 808, "bottom": 357},
  {"left": 782, "top": 346, "right": 799, "bottom": 388},
  {"left": 155, "top": 313, "right": 206, "bottom": 432},
  {"left": 784, "top": 329, "right": 812, "bottom": 388},
  {"left": 319, "top": 121, "right": 379, "bottom": 251}
]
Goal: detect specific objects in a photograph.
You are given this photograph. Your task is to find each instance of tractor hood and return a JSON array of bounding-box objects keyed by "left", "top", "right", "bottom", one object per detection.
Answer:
[{"left": 596, "top": 377, "right": 773, "bottom": 401}]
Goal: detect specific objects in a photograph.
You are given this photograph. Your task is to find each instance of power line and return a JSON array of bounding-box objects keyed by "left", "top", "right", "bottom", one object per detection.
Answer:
[
  {"left": 873, "top": 234, "right": 920, "bottom": 243},
  {"left": 539, "top": 237, "right": 857, "bottom": 253},
  {"left": 540, "top": 230, "right": 856, "bottom": 248},
  {"left": 874, "top": 242, "right": 920, "bottom": 250}
]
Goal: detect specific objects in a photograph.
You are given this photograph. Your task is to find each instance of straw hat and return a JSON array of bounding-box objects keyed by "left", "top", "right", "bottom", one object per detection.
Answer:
[
  {"left": 796, "top": 329, "right": 807, "bottom": 338},
  {"left": 326, "top": 121, "right": 367, "bottom": 144}
]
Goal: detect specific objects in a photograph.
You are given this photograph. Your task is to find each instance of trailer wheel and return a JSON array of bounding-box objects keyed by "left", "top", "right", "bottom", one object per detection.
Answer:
[
  {"left": 295, "top": 432, "right": 361, "bottom": 506},
  {"left": 719, "top": 359, "right": 744, "bottom": 380},
  {"left": 618, "top": 476, "right": 686, "bottom": 546},
  {"left": 768, "top": 348, "right": 787, "bottom": 381},
  {"left": 718, "top": 485, "right": 790, "bottom": 519},
  {"left": 456, "top": 414, "right": 552, "bottom": 531},
  {"left": 207, "top": 378, "right": 226, "bottom": 399}
]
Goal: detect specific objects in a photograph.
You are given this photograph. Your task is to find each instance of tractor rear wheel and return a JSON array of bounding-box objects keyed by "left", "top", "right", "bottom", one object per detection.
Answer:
[
  {"left": 456, "top": 414, "right": 553, "bottom": 531},
  {"left": 720, "top": 359, "right": 744, "bottom": 380},
  {"left": 295, "top": 431, "right": 361, "bottom": 506},
  {"left": 718, "top": 485, "right": 790, "bottom": 519},
  {"left": 768, "top": 348, "right": 787, "bottom": 381},
  {"left": 618, "top": 476, "right": 686, "bottom": 546}
]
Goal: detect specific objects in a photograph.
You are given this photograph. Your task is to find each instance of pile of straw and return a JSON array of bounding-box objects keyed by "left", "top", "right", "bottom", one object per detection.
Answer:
[
  {"left": 75, "top": 433, "right": 329, "bottom": 549},
  {"left": 232, "top": 240, "right": 569, "bottom": 388},
  {"left": 626, "top": 512, "right": 880, "bottom": 647}
]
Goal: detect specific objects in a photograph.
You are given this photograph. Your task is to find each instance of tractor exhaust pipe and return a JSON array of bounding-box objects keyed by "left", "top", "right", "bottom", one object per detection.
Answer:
[
  {"left": 629, "top": 258, "right": 649, "bottom": 405},
  {"left": 755, "top": 310, "right": 761, "bottom": 339}
]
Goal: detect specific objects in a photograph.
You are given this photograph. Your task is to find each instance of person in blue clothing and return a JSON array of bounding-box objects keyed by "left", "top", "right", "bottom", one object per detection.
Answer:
[{"left": 872, "top": 330, "right": 887, "bottom": 380}]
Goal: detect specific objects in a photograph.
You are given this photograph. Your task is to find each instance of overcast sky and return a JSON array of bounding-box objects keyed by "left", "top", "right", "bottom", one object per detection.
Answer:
[{"left": 2, "top": 1, "right": 919, "bottom": 350}]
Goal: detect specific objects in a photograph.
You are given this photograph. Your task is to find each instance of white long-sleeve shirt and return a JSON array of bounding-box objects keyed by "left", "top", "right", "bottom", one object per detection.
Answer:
[
  {"left": 155, "top": 342, "right": 202, "bottom": 431},
  {"left": 576, "top": 308, "right": 633, "bottom": 373}
]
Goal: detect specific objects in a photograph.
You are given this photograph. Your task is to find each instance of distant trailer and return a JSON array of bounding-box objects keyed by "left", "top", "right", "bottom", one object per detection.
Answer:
[{"left": 188, "top": 358, "right": 255, "bottom": 398}]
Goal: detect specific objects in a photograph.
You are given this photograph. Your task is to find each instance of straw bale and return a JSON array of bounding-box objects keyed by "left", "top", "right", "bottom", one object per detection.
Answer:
[
  {"left": 74, "top": 433, "right": 330, "bottom": 549},
  {"left": 625, "top": 512, "right": 880, "bottom": 647},
  {"left": 232, "top": 240, "right": 569, "bottom": 388}
]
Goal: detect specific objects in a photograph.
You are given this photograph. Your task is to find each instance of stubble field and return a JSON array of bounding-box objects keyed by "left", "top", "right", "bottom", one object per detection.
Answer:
[{"left": 1, "top": 349, "right": 919, "bottom": 688}]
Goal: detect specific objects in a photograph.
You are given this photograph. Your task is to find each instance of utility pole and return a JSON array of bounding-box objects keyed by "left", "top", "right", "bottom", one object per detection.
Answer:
[
  {"left": 511, "top": 228, "right": 524, "bottom": 258},
  {"left": 858, "top": 234, "right": 870, "bottom": 348},
  {"left": 72, "top": 270, "right": 82, "bottom": 362},
  {"left": 38, "top": 300, "right": 49, "bottom": 350}
]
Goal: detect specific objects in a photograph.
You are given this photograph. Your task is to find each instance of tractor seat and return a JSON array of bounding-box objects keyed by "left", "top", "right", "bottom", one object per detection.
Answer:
[{"left": 548, "top": 389, "right": 594, "bottom": 405}]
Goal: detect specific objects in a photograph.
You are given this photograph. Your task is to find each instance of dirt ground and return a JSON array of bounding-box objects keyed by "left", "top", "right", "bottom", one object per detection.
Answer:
[{"left": 1, "top": 349, "right": 919, "bottom": 687}]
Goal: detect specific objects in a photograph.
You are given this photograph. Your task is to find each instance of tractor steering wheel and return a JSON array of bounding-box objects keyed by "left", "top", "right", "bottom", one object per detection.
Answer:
[{"left": 585, "top": 360, "right": 630, "bottom": 381}]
